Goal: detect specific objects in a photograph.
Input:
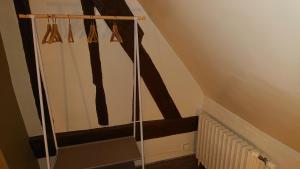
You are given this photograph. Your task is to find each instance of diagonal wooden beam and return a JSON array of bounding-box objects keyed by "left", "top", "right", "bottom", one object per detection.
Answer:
[
  {"left": 93, "top": 0, "right": 182, "bottom": 119},
  {"left": 81, "top": 0, "right": 109, "bottom": 125}
]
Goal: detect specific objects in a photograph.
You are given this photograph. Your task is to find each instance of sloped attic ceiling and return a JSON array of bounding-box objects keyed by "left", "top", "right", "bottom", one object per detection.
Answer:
[{"left": 139, "top": 0, "right": 300, "bottom": 152}]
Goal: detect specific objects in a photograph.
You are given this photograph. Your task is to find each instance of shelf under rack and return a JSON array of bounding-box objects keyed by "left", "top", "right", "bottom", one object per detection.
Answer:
[{"left": 54, "top": 136, "right": 140, "bottom": 169}]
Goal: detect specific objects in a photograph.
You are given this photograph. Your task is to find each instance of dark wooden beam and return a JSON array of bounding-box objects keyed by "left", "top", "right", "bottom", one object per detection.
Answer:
[
  {"left": 30, "top": 116, "right": 198, "bottom": 158},
  {"left": 93, "top": 0, "right": 182, "bottom": 120},
  {"left": 80, "top": 0, "right": 109, "bottom": 125}
]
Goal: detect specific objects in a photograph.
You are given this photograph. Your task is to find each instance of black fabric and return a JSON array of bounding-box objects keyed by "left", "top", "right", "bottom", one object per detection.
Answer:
[
  {"left": 80, "top": 0, "right": 109, "bottom": 125},
  {"left": 30, "top": 116, "right": 198, "bottom": 158},
  {"left": 93, "top": 0, "right": 182, "bottom": 119},
  {"left": 13, "top": 0, "right": 56, "bottom": 156}
]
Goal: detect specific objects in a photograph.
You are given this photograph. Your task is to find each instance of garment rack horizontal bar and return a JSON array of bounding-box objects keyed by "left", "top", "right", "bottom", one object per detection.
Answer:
[{"left": 18, "top": 14, "right": 145, "bottom": 20}]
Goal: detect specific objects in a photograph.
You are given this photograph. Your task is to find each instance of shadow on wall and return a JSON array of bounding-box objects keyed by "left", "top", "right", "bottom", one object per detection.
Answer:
[{"left": 0, "top": 34, "right": 40, "bottom": 169}]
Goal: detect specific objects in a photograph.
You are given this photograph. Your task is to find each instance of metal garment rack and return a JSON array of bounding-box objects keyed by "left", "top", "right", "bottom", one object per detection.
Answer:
[
  {"left": 20, "top": 14, "right": 145, "bottom": 169},
  {"left": 19, "top": 14, "right": 146, "bottom": 20}
]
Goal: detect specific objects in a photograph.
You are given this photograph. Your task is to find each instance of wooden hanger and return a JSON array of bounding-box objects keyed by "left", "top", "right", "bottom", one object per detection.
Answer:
[
  {"left": 68, "top": 16, "right": 74, "bottom": 43},
  {"left": 87, "top": 16, "right": 98, "bottom": 43},
  {"left": 110, "top": 19, "right": 123, "bottom": 43},
  {"left": 49, "top": 15, "right": 63, "bottom": 43},
  {"left": 42, "top": 15, "right": 52, "bottom": 44}
]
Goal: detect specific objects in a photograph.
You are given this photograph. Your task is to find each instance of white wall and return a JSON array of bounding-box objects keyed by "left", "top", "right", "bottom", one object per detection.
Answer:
[{"left": 139, "top": 0, "right": 300, "bottom": 152}]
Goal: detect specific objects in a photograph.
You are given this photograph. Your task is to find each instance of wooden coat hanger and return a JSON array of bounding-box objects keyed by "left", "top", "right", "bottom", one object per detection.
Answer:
[
  {"left": 49, "top": 15, "right": 63, "bottom": 43},
  {"left": 68, "top": 16, "right": 74, "bottom": 43},
  {"left": 110, "top": 19, "right": 123, "bottom": 43},
  {"left": 87, "top": 16, "right": 98, "bottom": 43},
  {"left": 42, "top": 15, "right": 52, "bottom": 44}
]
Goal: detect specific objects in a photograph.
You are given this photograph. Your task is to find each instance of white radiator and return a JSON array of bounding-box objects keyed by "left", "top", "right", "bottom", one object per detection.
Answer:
[{"left": 196, "top": 114, "right": 276, "bottom": 169}]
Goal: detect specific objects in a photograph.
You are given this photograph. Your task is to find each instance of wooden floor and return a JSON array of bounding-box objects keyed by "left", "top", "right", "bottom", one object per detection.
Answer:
[
  {"left": 96, "top": 155, "right": 205, "bottom": 169},
  {"left": 97, "top": 162, "right": 135, "bottom": 169},
  {"left": 137, "top": 155, "right": 205, "bottom": 169}
]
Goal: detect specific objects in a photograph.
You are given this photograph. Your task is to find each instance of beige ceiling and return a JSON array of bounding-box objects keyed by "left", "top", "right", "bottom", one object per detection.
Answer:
[{"left": 139, "top": 0, "right": 300, "bottom": 152}]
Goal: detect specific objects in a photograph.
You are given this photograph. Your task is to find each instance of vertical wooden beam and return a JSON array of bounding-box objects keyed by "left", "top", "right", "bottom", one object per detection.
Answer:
[{"left": 80, "top": 0, "right": 109, "bottom": 125}]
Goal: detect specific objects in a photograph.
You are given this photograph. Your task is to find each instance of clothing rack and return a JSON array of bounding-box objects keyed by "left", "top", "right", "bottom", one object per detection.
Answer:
[
  {"left": 19, "top": 14, "right": 146, "bottom": 20},
  {"left": 19, "top": 13, "right": 146, "bottom": 169}
]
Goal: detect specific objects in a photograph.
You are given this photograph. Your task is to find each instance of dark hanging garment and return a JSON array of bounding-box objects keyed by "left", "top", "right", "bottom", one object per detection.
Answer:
[
  {"left": 80, "top": 0, "right": 109, "bottom": 125},
  {"left": 13, "top": 0, "right": 56, "bottom": 156}
]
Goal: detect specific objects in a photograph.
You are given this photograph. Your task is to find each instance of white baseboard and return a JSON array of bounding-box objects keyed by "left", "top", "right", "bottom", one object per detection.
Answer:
[
  {"left": 200, "top": 96, "right": 300, "bottom": 169},
  {"left": 138, "top": 132, "right": 196, "bottom": 164}
]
